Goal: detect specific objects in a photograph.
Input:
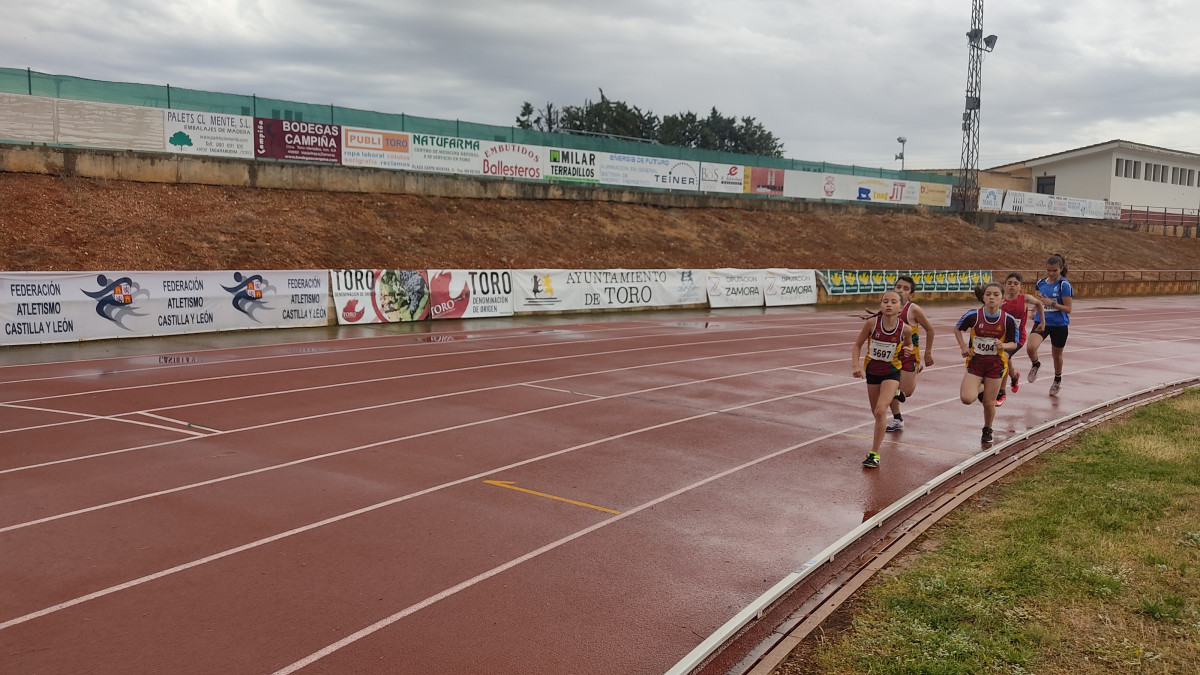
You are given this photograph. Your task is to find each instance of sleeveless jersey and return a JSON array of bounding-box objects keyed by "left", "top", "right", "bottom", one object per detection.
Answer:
[
  {"left": 864, "top": 314, "right": 905, "bottom": 376},
  {"left": 1001, "top": 294, "right": 1030, "bottom": 342}
]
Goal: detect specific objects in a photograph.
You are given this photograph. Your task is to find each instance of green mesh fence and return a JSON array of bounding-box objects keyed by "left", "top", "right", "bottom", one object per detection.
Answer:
[{"left": 0, "top": 67, "right": 955, "bottom": 184}]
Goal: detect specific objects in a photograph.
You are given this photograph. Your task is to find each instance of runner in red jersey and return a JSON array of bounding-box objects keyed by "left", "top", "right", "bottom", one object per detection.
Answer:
[
  {"left": 852, "top": 290, "right": 913, "bottom": 468},
  {"left": 955, "top": 283, "right": 1019, "bottom": 445},
  {"left": 995, "top": 272, "right": 1044, "bottom": 406}
]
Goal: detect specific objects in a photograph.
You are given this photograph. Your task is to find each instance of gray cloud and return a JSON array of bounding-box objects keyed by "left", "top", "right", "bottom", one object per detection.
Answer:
[{"left": 3, "top": 0, "right": 1198, "bottom": 171}]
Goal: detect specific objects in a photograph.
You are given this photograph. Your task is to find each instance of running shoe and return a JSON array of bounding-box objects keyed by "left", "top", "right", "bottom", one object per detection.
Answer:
[
  {"left": 862, "top": 451, "right": 880, "bottom": 468},
  {"left": 893, "top": 390, "right": 906, "bottom": 403},
  {"left": 1049, "top": 380, "right": 1061, "bottom": 397},
  {"left": 1011, "top": 371, "right": 1020, "bottom": 393},
  {"left": 977, "top": 391, "right": 984, "bottom": 403},
  {"left": 1028, "top": 362, "right": 1040, "bottom": 383},
  {"left": 981, "top": 427, "right": 993, "bottom": 444},
  {"left": 886, "top": 418, "right": 904, "bottom": 432},
  {"left": 994, "top": 392, "right": 1006, "bottom": 407}
]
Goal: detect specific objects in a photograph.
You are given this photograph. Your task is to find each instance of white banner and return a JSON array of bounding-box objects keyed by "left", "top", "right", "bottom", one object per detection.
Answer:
[
  {"left": 979, "top": 187, "right": 1004, "bottom": 211},
  {"left": 426, "top": 270, "right": 514, "bottom": 319},
  {"left": 0, "top": 93, "right": 56, "bottom": 142},
  {"left": 330, "top": 269, "right": 430, "bottom": 324},
  {"left": 816, "top": 174, "right": 920, "bottom": 204},
  {"left": 706, "top": 269, "right": 765, "bottom": 308},
  {"left": 1104, "top": 201, "right": 1123, "bottom": 220},
  {"left": 480, "top": 141, "right": 545, "bottom": 181},
  {"left": 513, "top": 269, "right": 707, "bottom": 313},
  {"left": 598, "top": 153, "right": 673, "bottom": 190},
  {"left": 0, "top": 270, "right": 329, "bottom": 345},
  {"left": 407, "top": 133, "right": 484, "bottom": 175},
  {"left": 1000, "top": 190, "right": 1107, "bottom": 219},
  {"left": 700, "top": 163, "right": 746, "bottom": 194},
  {"left": 546, "top": 148, "right": 601, "bottom": 184},
  {"left": 764, "top": 268, "right": 818, "bottom": 306},
  {"left": 165, "top": 110, "right": 254, "bottom": 159}
]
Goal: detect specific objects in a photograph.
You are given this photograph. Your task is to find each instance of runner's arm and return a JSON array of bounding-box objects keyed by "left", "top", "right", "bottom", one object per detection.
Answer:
[
  {"left": 851, "top": 321, "right": 871, "bottom": 378},
  {"left": 913, "top": 304, "right": 936, "bottom": 365}
]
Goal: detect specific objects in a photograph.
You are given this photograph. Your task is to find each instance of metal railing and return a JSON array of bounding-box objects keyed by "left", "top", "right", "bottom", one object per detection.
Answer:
[{"left": 1121, "top": 205, "right": 1200, "bottom": 227}]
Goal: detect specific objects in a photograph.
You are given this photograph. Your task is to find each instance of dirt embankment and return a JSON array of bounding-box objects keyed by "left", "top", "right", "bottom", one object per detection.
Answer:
[{"left": 3, "top": 172, "right": 1199, "bottom": 273}]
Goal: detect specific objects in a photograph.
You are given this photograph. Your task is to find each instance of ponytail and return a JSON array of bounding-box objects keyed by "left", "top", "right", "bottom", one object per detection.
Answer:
[
  {"left": 974, "top": 282, "right": 1004, "bottom": 303},
  {"left": 1047, "top": 253, "right": 1068, "bottom": 277}
]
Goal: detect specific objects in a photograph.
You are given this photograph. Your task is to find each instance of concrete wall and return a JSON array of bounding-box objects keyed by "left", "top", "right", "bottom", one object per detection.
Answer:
[
  {"left": 1108, "top": 147, "right": 1200, "bottom": 209},
  {"left": 1030, "top": 152, "right": 1112, "bottom": 201}
]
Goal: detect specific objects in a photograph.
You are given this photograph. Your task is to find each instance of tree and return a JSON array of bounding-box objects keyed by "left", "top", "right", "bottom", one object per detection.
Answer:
[
  {"left": 516, "top": 94, "right": 784, "bottom": 156},
  {"left": 168, "top": 131, "right": 193, "bottom": 150},
  {"left": 515, "top": 101, "right": 561, "bottom": 132}
]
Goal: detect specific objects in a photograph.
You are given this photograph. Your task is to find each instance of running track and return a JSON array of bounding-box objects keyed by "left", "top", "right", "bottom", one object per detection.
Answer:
[{"left": 2, "top": 296, "right": 1198, "bottom": 674}]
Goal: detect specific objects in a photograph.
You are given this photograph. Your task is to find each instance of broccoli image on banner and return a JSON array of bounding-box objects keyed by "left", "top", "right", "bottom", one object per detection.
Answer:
[{"left": 169, "top": 131, "right": 193, "bottom": 150}]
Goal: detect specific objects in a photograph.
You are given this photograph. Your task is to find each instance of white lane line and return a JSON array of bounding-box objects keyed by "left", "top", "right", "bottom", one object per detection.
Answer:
[
  {"left": 0, "top": 340, "right": 848, "bottom": 471},
  {"left": 0, "top": 320, "right": 849, "bottom": 397},
  {"left": 520, "top": 383, "right": 604, "bottom": 398},
  {"left": 0, "top": 355, "right": 854, "bottom": 531},
  {"left": 0, "top": 378, "right": 867, "bottom": 632},
  {"left": 0, "top": 352, "right": 1187, "bottom": 635},
  {"left": 135, "top": 412, "right": 220, "bottom": 434},
  {"left": 0, "top": 403, "right": 208, "bottom": 438}
]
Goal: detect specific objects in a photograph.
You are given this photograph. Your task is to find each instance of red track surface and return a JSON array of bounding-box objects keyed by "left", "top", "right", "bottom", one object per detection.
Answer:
[{"left": 2, "top": 296, "right": 1198, "bottom": 674}]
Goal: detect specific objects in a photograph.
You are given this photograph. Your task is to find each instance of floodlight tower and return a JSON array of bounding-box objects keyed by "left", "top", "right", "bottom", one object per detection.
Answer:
[{"left": 958, "top": 0, "right": 997, "bottom": 211}]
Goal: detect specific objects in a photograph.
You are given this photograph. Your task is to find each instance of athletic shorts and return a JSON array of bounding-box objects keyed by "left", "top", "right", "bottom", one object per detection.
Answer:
[
  {"left": 966, "top": 355, "right": 1006, "bottom": 380},
  {"left": 1043, "top": 324, "right": 1069, "bottom": 349},
  {"left": 900, "top": 353, "right": 919, "bottom": 372},
  {"left": 866, "top": 370, "right": 901, "bottom": 385}
]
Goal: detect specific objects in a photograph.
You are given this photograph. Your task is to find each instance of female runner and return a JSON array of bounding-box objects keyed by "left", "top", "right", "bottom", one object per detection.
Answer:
[
  {"left": 1026, "top": 253, "right": 1074, "bottom": 396},
  {"left": 955, "top": 282, "right": 1019, "bottom": 444},
  {"left": 995, "top": 272, "right": 1044, "bottom": 406},
  {"left": 852, "top": 290, "right": 914, "bottom": 468}
]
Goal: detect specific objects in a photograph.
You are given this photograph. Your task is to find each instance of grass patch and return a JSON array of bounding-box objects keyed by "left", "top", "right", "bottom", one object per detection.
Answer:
[{"left": 780, "top": 389, "right": 1200, "bottom": 674}]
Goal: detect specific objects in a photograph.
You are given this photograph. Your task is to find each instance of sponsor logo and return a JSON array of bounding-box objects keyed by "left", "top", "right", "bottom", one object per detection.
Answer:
[
  {"left": 222, "top": 272, "right": 274, "bottom": 321},
  {"left": 341, "top": 298, "right": 366, "bottom": 322},
  {"left": 82, "top": 274, "right": 147, "bottom": 329}
]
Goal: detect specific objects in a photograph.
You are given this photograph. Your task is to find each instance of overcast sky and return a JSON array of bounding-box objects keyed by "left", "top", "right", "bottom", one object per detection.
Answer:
[{"left": 4, "top": 0, "right": 1198, "bottom": 171}]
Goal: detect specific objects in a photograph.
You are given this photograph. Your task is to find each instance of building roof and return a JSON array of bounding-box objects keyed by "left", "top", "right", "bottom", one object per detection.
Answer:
[{"left": 987, "top": 139, "right": 1200, "bottom": 173}]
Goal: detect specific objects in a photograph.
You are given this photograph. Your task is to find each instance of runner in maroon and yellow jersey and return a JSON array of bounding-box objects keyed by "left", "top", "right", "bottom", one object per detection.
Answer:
[
  {"left": 852, "top": 290, "right": 914, "bottom": 469},
  {"left": 955, "top": 282, "right": 1019, "bottom": 445},
  {"left": 995, "top": 272, "right": 1044, "bottom": 406}
]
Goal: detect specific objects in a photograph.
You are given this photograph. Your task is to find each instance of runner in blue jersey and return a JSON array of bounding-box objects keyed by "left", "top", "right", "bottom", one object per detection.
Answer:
[{"left": 1025, "top": 253, "right": 1073, "bottom": 396}]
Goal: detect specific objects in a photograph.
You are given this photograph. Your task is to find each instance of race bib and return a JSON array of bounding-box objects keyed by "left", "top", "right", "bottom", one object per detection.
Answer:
[
  {"left": 869, "top": 339, "right": 898, "bottom": 362},
  {"left": 973, "top": 336, "right": 998, "bottom": 355}
]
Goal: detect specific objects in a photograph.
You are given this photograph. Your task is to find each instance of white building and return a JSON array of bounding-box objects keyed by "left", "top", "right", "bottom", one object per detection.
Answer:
[{"left": 989, "top": 140, "right": 1200, "bottom": 211}]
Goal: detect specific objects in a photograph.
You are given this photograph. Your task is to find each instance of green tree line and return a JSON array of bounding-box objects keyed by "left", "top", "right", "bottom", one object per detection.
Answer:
[{"left": 515, "top": 89, "right": 784, "bottom": 158}]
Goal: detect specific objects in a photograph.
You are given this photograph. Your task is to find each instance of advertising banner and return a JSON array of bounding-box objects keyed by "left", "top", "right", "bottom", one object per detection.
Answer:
[
  {"left": 1000, "top": 190, "right": 1107, "bottom": 219},
  {"left": 598, "top": 153, "right": 673, "bottom": 190},
  {"left": 546, "top": 148, "right": 601, "bottom": 184},
  {"left": 706, "top": 269, "right": 766, "bottom": 308},
  {"left": 255, "top": 118, "right": 341, "bottom": 163},
  {"left": 1103, "top": 201, "right": 1123, "bottom": 220},
  {"left": 763, "top": 269, "right": 818, "bottom": 306},
  {"left": 165, "top": 110, "right": 254, "bottom": 159},
  {"left": 341, "top": 126, "right": 412, "bottom": 170},
  {"left": 426, "top": 269, "right": 514, "bottom": 319},
  {"left": 330, "top": 269, "right": 430, "bottom": 324},
  {"left": 979, "top": 187, "right": 1004, "bottom": 211},
  {"left": 700, "top": 163, "right": 746, "bottom": 194},
  {"left": 918, "top": 182, "right": 952, "bottom": 207},
  {"left": 479, "top": 141, "right": 545, "bottom": 181},
  {"left": 407, "top": 133, "right": 483, "bottom": 175},
  {"left": 745, "top": 167, "right": 785, "bottom": 196},
  {"left": 513, "top": 269, "right": 706, "bottom": 313},
  {"left": 818, "top": 269, "right": 991, "bottom": 295},
  {"left": 0, "top": 270, "right": 329, "bottom": 345}
]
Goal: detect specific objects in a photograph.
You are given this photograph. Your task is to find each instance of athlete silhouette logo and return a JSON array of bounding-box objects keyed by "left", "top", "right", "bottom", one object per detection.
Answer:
[
  {"left": 222, "top": 272, "right": 273, "bottom": 321},
  {"left": 82, "top": 274, "right": 147, "bottom": 329}
]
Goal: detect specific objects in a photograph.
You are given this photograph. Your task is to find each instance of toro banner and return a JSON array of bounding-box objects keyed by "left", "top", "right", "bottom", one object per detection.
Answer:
[
  {"left": 330, "top": 269, "right": 430, "bottom": 324},
  {"left": 255, "top": 118, "right": 341, "bottom": 163},
  {"left": 817, "top": 269, "right": 992, "bottom": 295},
  {"left": 426, "top": 270, "right": 514, "bottom": 319},
  {"left": 513, "top": 269, "right": 706, "bottom": 313},
  {"left": 0, "top": 270, "right": 329, "bottom": 345},
  {"left": 341, "top": 126, "right": 412, "bottom": 170},
  {"left": 706, "top": 269, "right": 766, "bottom": 308}
]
